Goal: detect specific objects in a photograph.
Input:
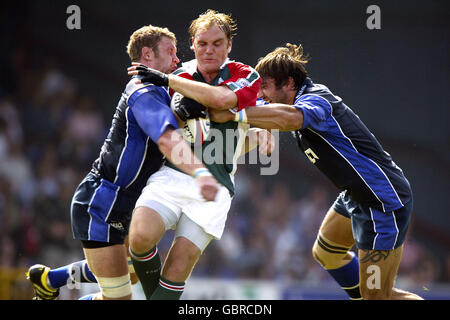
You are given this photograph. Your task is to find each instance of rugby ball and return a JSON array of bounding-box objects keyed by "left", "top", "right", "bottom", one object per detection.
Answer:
[{"left": 170, "top": 92, "right": 210, "bottom": 144}]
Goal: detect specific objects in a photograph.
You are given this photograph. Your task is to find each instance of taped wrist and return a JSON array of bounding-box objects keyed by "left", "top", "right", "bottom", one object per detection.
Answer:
[
  {"left": 96, "top": 274, "right": 132, "bottom": 299},
  {"left": 234, "top": 109, "right": 248, "bottom": 123},
  {"left": 192, "top": 168, "right": 212, "bottom": 179}
]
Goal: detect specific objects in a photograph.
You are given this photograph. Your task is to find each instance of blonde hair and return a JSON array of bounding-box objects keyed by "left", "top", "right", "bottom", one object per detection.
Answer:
[
  {"left": 126, "top": 25, "right": 176, "bottom": 62},
  {"left": 189, "top": 9, "right": 237, "bottom": 40},
  {"left": 255, "top": 43, "right": 309, "bottom": 89}
]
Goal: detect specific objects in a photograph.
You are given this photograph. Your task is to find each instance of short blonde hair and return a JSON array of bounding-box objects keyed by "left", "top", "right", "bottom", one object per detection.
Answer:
[
  {"left": 126, "top": 25, "right": 176, "bottom": 62},
  {"left": 189, "top": 9, "right": 237, "bottom": 40},
  {"left": 255, "top": 43, "right": 309, "bottom": 90}
]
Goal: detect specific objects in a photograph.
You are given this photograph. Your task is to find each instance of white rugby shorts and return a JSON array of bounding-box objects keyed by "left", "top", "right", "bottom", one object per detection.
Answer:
[{"left": 135, "top": 166, "right": 232, "bottom": 244}]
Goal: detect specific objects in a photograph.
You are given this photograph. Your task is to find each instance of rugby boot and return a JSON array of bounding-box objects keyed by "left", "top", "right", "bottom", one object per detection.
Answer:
[{"left": 26, "top": 264, "right": 59, "bottom": 300}]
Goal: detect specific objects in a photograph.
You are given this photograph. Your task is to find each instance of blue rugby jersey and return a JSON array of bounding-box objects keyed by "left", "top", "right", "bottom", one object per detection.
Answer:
[
  {"left": 293, "top": 78, "right": 412, "bottom": 212},
  {"left": 90, "top": 77, "right": 178, "bottom": 194}
]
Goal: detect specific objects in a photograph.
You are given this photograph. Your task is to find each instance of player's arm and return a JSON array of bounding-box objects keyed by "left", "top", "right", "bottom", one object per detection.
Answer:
[
  {"left": 129, "top": 88, "right": 218, "bottom": 200},
  {"left": 128, "top": 63, "right": 261, "bottom": 111},
  {"left": 129, "top": 89, "right": 201, "bottom": 173},
  {"left": 210, "top": 103, "right": 304, "bottom": 131},
  {"left": 128, "top": 64, "right": 236, "bottom": 110},
  {"left": 168, "top": 74, "right": 237, "bottom": 110},
  {"left": 158, "top": 129, "right": 218, "bottom": 202}
]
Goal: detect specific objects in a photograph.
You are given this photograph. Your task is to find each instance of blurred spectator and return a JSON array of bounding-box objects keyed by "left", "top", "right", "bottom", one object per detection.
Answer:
[
  {"left": 444, "top": 254, "right": 450, "bottom": 283},
  {"left": 66, "top": 95, "right": 103, "bottom": 144},
  {"left": 0, "top": 142, "right": 35, "bottom": 205},
  {"left": 397, "top": 236, "right": 440, "bottom": 287}
]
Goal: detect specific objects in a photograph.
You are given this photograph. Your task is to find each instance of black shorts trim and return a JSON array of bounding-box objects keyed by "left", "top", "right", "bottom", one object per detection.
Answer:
[{"left": 81, "top": 240, "right": 122, "bottom": 249}]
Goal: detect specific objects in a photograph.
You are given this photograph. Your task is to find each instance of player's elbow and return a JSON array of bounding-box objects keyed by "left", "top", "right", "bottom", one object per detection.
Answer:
[
  {"left": 157, "top": 128, "right": 176, "bottom": 155},
  {"left": 279, "top": 108, "right": 303, "bottom": 131}
]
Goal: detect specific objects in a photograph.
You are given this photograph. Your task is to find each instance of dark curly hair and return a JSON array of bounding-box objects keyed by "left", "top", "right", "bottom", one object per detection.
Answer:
[{"left": 255, "top": 43, "right": 309, "bottom": 90}]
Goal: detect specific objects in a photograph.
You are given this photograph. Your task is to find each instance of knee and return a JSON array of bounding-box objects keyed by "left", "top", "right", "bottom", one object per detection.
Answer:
[
  {"left": 129, "top": 230, "right": 158, "bottom": 254},
  {"left": 129, "top": 208, "right": 165, "bottom": 254}
]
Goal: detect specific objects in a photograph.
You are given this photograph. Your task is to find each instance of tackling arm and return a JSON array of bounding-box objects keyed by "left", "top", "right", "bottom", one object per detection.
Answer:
[
  {"left": 157, "top": 129, "right": 218, "bottom": 202},
  {"left": 168, "top": 74, "right": 237, "bottom": 110},
  {"left": 210, "top": 104, "right": 304, "bottom": 131},
  {"left": 128, "top": 63, "right": 243, "bottom": 111},
  {"left": 129, "top": 87, "right": 219, "bottom": 201}
]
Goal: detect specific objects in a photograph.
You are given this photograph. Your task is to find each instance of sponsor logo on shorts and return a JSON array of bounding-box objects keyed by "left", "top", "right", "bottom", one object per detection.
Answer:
[{"left": 110, "top": 221, "right": 124, "bottom": 230}]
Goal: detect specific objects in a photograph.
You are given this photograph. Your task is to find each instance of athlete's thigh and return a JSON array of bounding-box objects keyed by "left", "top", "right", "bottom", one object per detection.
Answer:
[
  {"left": 83, "top": 244, "right": 129, "bottom": 277},
  {"left": 358, "top": 245, "right": 404, "bottom": 299},
  {"left": 318, "top": 207, "right": 354, "bottom": 247}
]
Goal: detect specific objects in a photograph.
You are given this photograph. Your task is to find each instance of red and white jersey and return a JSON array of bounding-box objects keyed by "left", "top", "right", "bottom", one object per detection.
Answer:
[{"left": 172, "top": 58, "right": 261, "bottom": 111}]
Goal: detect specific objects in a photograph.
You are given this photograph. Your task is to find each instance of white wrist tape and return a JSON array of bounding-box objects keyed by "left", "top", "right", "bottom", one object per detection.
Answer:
[
  {"left": 192, "top": 168, "right": 212, "bottom": 179},
  {"left": 234, "top": 109, "right": 248, "bottom": 123}
]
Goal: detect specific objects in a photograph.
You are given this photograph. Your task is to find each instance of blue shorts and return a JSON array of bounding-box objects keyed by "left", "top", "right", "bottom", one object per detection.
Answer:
[
  {"left": 70, "top": 173, "right": 139, "bottom": 245},
  {"left": 333, "top": 191, "right": 412, "bottom": 250}
]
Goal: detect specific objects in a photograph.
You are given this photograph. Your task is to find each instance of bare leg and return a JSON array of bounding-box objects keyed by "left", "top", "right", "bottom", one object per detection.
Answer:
[
  {"left": 312, "top": 209, "right": 361, "bottom": 299},
  {"left": 162, "top": 236, "right": 202, "bottom": 282},
  {"left": 358, "top": 245, "right": 422, "bottom": 300},
  {"left": 83, "top": 244, "right": 131, "bottom": 300}
]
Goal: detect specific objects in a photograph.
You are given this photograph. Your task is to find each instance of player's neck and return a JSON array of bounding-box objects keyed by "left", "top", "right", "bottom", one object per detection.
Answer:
[
  {"left": 288, "top": 90, "right": 297, "bottom": 105},
  {"left": 198, "top": 69, "right": 219, "bottom": 84}
]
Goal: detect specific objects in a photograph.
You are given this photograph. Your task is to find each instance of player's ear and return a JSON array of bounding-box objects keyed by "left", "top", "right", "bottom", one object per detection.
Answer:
[
  {"left": 190, "top": 38, "right": 195, "bottom": 51},
  {"left": 288, "top": 76, "right": 296, "bottom": 90},
  {"left": 141, "top": 46, "right": 153, "bottom": 61},
  {"left": 227, "top": 39, "right": 232, "bottom": 53}
]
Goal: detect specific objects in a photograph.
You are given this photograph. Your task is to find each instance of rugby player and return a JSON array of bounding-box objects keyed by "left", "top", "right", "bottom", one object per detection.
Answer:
[
  {"left": 26, "top": 25, "right": 219, "bottom": 300},
  {"left": 125, "top": 10, "right": 270, "bottom": 300},
  {"left": 208, "top": 43, "right": 423, "bottom": 300}
]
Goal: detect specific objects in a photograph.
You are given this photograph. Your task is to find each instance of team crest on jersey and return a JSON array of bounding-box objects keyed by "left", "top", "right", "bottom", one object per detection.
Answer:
[{"left": 235, "top": 78, "right": 250, "bottom": 89}]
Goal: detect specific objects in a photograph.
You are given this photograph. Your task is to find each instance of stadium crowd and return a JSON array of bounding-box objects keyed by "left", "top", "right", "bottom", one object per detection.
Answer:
[{"left": 0, "top": 52, "right": 448, "bottom": 297}]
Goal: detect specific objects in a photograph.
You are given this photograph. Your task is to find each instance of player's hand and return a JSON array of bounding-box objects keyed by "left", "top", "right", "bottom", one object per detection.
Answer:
[
  {"left": 257, "top": 129, "right": 275, "bottom": 156},
  {"left": 173, "top": 95, "right": 208, "bottom": 121},
  {"left": 127, "top": 63, "right": 169, "bottom": 87},
  {"left": 196, "top": 175, "right": 219, "bottom": 201},
  {"left": 209, "top": 109, "right": 234, "bottom": 123}
]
